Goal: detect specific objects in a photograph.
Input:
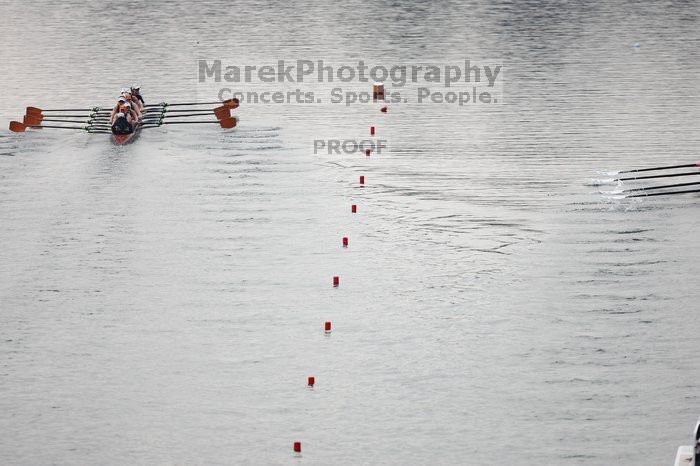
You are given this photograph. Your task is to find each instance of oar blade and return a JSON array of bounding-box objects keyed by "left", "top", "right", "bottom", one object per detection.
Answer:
[
  {"left": 26, "top": 106, "right": 43, "bottom": 115},
  {"left": 219, "top": 117, "right": 237, "bottom": 129},
  {"left": 213, "top": 106, "right": 231, "bottom": 119},
  {"left": 222, "top": 98, "right": 240, "bottom": 109},
  {"left": 23, "top": 115, "right": 42, "bottom": 126},
  {"left": 9, "top": 121, "right": 28, "bottom": 132}
]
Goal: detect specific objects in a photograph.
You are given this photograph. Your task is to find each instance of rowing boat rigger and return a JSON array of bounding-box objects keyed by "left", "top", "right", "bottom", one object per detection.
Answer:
[{"left": 9, "top": 97, "right": 240, "bottom": 143}]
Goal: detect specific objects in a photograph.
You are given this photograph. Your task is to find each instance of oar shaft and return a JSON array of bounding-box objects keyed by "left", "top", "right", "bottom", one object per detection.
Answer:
[
  {"left": 140, "top": 120, "right": 225, "bottom": 129},
  {"left": 144, "top": 101, "right": 222, "bottom": 108},
  {"left": 92, "top": 115, "right": 208, "bottom": 123},
  {"left": 628, "top": 188, "right": 700, "bottom": 198},
  {"left": 626, "top": 181, "right": 700, "bottom": 192},
  {"left": 157, "top": 120, "right": 223, "bottom": 125},
  {"left": 38, "top": 118, "right": 90, "bottom": 123},
  {"left": 163, "top": 108, "right": 218, "bottom": 113},
  {"left": 620, "top": 163, "right": 700, "bottom": 174},
  {"left": 143, "top": 99, "right": 238, "bottom": 108},
  {"left": 93, "top": 113, "right": 212, "bottom": 121},
  {"left": 27, "top": 125, "right": 88, "bottom": 130},
  {"left": 33, "top": 114, "right": 97, "bottom": 119},
  {"left": 618, "top": 171, "right": 700, "bottom": 181},
  {"left": 39, "top": 108, "right": 98, "bottom": 112},
  {"left": 144, "top": 112, "right": 214, "bottom": 118}
]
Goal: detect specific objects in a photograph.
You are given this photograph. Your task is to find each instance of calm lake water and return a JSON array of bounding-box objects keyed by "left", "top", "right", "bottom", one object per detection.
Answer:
[{"left": 1, "top": 1, "right": 699, "bottom": 465}]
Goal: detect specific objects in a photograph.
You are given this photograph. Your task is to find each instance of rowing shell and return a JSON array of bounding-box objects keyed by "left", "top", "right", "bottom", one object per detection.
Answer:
[{"left": 9, "top": 101, "right": 233, "bottom": 138}]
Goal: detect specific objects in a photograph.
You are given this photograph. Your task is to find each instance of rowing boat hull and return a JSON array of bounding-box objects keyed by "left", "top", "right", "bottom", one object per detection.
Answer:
[{"left": 111, "top": 130, "right": 140, "bottom": 145}]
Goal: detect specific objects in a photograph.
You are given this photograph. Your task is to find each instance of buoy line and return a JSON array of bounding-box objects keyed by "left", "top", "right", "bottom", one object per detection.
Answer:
[{"left": 293, "top": 82, "right": 388, "bottom": 457}]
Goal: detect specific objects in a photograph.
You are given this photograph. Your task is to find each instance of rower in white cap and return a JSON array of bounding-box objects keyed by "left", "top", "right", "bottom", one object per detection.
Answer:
[{"left": 109, "top": 101, "right": 140, "bottom": 134}]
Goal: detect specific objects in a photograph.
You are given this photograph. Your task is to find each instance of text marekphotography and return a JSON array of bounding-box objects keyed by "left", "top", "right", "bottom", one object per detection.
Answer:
[{"left": 196, "top": 59, "right": 504, "bottom": 106}]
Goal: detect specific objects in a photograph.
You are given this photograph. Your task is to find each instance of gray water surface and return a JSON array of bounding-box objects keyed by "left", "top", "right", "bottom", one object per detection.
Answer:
[{"left": 1, "top": 1, "right": 699, "bottom": 465}]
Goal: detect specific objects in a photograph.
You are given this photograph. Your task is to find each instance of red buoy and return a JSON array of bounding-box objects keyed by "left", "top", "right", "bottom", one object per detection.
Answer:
[
  {"left": 324, "top": 321, "right": 331, "bottom": 332},
  {"left": 370, "top": 126, "right": 375, "bottom": 136},
  {"left": 365, "top": 148, "right": 370, "bottom": 156},
  {"left": 308, "top": 376, "right": 315, "bottom": 387},
  {"left": 373, "top": 83, "right": 385, "bottom": 100},
  {"left": 342, "top": 237, "right": 348, "bottom": 247},
  {"left": 351, "top": 204, "right": 357, "bottom": 213},
  {"left": 333, "top": 276, "right": 339, "bottom": 287},
  {"left": 359, "top": 175, "right": 365, "bottom": 186},
  {"left": 293, "top": 442, "right": 301, "bottom": 453},
  {"left": 380, "top": 106, "right": 388, "bottom": 113}
]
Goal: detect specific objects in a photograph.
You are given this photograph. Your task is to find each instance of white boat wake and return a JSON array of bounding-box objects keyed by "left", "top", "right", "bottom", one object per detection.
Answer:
[{"left": 587, "top": 178, "right": 619, "bottom": 186}]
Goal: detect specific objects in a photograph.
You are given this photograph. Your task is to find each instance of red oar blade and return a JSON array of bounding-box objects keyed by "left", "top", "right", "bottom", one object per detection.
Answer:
[
  {"left": 222, "top": 98, "right": 240, "bottom": 109},
  {"left": 24, "top": 115, "right": 42, "bottom": 125},
  {"left": 219, "top": 117, "right": 237, "bottom": 129},
  {"left": 26, "top": 106, "right": 43, "bottom": 116},
  {"left": 9, "top": 121, "right": 28, "bottom": 132},
  {"left": 213, "top": 106, "right": 231, "bottom": 119}
]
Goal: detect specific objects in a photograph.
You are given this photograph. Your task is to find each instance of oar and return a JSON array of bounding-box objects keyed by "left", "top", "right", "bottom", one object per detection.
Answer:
[
  {"left": 24, "top": 113, "right": 99, "bottom": 120},
  {"left": 144, "top": 98, "right": 239, "bottom": 109},
  {"left": 601, "top": 162, "right": 700, "bottom": 176},
  {"left": 26, "top": 106, "right": 101, "bottom": 115},
  {"left": 161, "top": 106, "right": 231, "bottom": 114},
  {"left": 163, "top": 105, "right": 231, "bottom": 119},
  {"left": 27, "top": 103, "right": 166, "bottom": 116},
  {"left": 627, "top": 188, "right": 700, "bottom": 198},
  {"left": 28, "top": 112, "right": 112, "bottom": 120},
  {"left": 93, "top": 112, "right": 221, "bottom": 121},
  {"left": 24, "top": 114, "right": 130, "bottom": 126},
  {"left": 91, "top": 106, "right": 227, "bottom": 118},
  {"left": 89, "top": 115, "right": 236, "bottom": 127},
  {"left": 91, "top": 109, "right": 230, "bottom": 124},
  {"left": 9, "top": 121, "right": 89, "bottom": 132},
  {"left": 616, "top": 171, "right": 700, "bottom": 182},
  {"left": 622, "top": 181, "right": 700, "bottom": 193},
  {"left": 153, "top": 109, "right": 230, "bottom": 120},
  {"left": 26, "top": 103, "right": 218, "bottom": 120},
  {"left": 141, "top": 117, "right": 237, "bottom": 129},
  {"left": 24, "top": 115, "right": 90, "bottom": 125}
]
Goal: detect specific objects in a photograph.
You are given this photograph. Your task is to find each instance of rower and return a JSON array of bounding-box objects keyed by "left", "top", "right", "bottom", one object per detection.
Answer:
[
  {"left": 110, "top": 102, "right": 139, "bottom": 134},
  {"left": 109, "top": 96, "right": 129, "bottom": 125},
  {"left": 121, "top": 87, "right": 143, "bottom": 115},
  {"left": 120, "top": 89, "right": 142, "bottom": 117},
  {"left": 131, "top": 84, "right": 145, "bottom": 105},
  {"left": 122, "top": 102, "right": 140, "bottom": 127},
  {"left": 124, "top": 94, "right": 142, "bottom": 119}
]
